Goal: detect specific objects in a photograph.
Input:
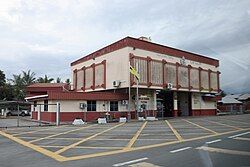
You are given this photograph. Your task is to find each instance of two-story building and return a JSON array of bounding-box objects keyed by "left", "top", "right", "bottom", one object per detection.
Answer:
[{"left": 26, "top": 36, "right": 220, "bottom": 123}]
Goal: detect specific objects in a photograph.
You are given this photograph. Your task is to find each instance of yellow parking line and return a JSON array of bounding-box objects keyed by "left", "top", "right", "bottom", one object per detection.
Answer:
[
  {"left": 221, "top": 118, "right": 250, "bottom": 125},
  {"left": 90, "top": 138, "right": 130, "bottom": 141},
  {"left": 124, "top": 122, "right": 148, "bottom": 150},
  {"left": 13, "top": 126, "right": 59, "bottom": 136},
  {"left": 39, "top": 145, "right": 123, "bottom": 150},
  {"left": 64, "top": 129, "right": 249, "bottom": 161},
  {"left": 182, "top": 119, "right": 218, "bottom": 134},
  {"left": 234, "top": 137, "right": 250, "bottom": 141},
  {"left": 196, "top": 146, "right": 250, "bottom": 156},
  {"left": 75, "top": 146, "right": 124, "bottom": 150},
  {"left": 29, "top": 124, "right": 96, "bottom": 143},
  {"left": 207, "top": 120, "right": 243, "bottom": 130},
  {"left": 0, "top": 131, "right": 66, "bottom": 162},
  {"left": 19, "top": 136, "right": 39, "bottom": 139},
  {"left": 55, "top": 123, "right": 125, "bottom": 154},
  {"left": 165, "top": 120, "right": 183, "bottom": 141}
]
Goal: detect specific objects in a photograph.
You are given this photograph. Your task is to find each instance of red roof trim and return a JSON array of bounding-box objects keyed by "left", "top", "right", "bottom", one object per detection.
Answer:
[
  {"left": 47, "top": 91, "right": 128, "bottom": 101},
  {"left": 71, "top": 36, "right": 219, "bottom": 67}
]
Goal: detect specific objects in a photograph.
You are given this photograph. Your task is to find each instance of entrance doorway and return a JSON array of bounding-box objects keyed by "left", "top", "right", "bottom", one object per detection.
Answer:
[
  {"left": 177, "top": 92, "right": 192, "bottom": 116},
  {"left": 156, "top": 90, "right": 174, "bottom": 117}
]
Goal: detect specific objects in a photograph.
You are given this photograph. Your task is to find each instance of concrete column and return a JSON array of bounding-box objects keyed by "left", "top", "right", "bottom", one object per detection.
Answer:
[
  {"left": 173, "top": 92, "right": 178, "bottom": 117},
  {"left": 38, "top": 105, "right": 41, "bottom": 126},
  {"left": 56, "top": 102, "right": 60, "bottom": 126}
]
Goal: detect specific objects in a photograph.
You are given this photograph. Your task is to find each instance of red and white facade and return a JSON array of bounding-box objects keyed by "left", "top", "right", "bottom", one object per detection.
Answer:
[{"left": 26, "top": 37, "right": 220, "bottom": 123}]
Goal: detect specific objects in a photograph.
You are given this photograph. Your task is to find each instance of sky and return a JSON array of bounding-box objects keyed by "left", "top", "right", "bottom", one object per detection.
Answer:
[{"left": 0, "top": 0, "right": 249, "bottom": 94}]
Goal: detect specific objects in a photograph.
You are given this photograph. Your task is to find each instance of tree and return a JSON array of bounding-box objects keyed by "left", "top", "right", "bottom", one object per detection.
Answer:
[
  {"left": 9, "top": 74, "right": 25, "bottom": 100},
  {"left": 65, "top": 78, "right": 70, "bottom": 84},
  {"left": 22, "top": 70, "right": 36, "bottom": 86},
  {"left": 37, "top": 75, "right": 54, "bottom": 83},
  {"left": 56, "top": 77, "right": 62, "bottom": 83},
  {"left": 220, "top": 90, "right": 227, "bottom": 97},
  {"left": 0, "top": 70, "right": 6, "bottom": 87}
]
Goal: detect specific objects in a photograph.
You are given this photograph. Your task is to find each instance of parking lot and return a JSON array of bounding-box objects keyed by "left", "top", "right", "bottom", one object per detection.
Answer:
[{"left": 0, "top": 114, "right": 249, "bottom": 165}]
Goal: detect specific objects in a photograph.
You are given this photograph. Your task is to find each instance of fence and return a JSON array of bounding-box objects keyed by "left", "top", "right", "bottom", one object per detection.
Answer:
[{"left": 0, "top": 101, "right": 60, "bottom": 128}]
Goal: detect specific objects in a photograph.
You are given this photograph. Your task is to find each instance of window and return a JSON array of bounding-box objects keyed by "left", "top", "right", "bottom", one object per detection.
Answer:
[
  {"left": 110, "top": 101, "right": 118, "bottom": 111},
  {"left": 44, "top": 100, "right": 48, "bottom": 111},
  {"left": 87, "top": 101, "right": 96, "bottom": 111}
]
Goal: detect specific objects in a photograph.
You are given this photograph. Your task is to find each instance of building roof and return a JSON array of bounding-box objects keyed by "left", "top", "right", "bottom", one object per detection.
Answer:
[
  {"left": 71, "top": 36, "right": 219, "bottom": 67},
  {"left": 218, "top": 97, "right": 242, "bottom": 104},
  {"left": 27, "top": 83, "right": 67, "bottom": 88},
  {"left": 26, "top": 83, "right": 70, "bottom": 96},
  {"left": 225, "top": 94, "right": 242, "bottom": 99},
  {"left": 26, "top": 91, "right": 128, "bottom": 101},
  {"left": 238, "top": 93, "right": 250, "bottom": 101}
]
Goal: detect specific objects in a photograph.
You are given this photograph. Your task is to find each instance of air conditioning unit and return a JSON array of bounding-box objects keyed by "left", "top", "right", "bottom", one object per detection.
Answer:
[
  {"left": 167, "top": 83, "right": 173, "bottom": 89},
  {"left": 121, "top": 100, "right": 128, "bottom": 105},
  {"left": 113, "top": 80, "right": 121, "bottom": 87},
  {"left": 79, "top": 103, "right": 86, "bottom": 109}
]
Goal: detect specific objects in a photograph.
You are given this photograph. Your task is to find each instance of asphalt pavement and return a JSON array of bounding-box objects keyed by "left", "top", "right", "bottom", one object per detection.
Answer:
[{"left": 0, "top": 114, "right": 249, "bottom": 167}]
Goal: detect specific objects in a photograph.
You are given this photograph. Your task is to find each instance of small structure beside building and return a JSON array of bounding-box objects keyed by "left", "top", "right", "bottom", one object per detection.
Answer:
[{"left": 217, "top": 96, "right": 243, "bottom": 114}]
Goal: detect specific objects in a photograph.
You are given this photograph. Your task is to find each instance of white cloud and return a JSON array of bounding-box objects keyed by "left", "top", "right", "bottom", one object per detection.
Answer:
[{"left": 0, "top": 0, "right": 249, "bottom": 93}]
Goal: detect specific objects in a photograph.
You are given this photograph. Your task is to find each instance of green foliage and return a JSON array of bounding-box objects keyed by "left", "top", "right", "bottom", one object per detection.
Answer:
[
  {"left": 22, "top": 70, "right": 36, "bottom": 86},
  {"left": 1, "top": 70, "right": 65, "bottom": 100},
  {"left": 56, "top": 77, "right": 62, "bottom": 83},
  {"left": 36, "top": 75, "right": 54, "bottom": 83},
  {"left": 65, "top": 78, "right": 70, "bottom": 84},
  {"left": 0, "top": 70, "right": 5, "bottom": 87}
]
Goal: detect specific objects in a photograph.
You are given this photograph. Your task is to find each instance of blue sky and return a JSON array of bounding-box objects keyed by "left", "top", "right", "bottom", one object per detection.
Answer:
[{"left": 0, "top": 0, "right": 249, "bottom": 93}]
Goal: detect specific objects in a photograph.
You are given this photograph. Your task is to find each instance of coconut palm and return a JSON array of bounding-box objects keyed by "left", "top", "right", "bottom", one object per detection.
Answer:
[
  {"left": 9, "top": 74, "right": 25, "bottom": 100},
  {"left": 22, "top": 70, "right": 36, "bottom": 86},
  {"left": 37, "top": 75, "right": 54, "bottom": 83},
  {"left": 56, "top": 77, "right": 62, "bottom": 83}
]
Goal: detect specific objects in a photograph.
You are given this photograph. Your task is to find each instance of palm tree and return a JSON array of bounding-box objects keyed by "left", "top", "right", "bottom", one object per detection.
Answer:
[
  {"left": 56, "top": 77, "right": 62, "bottom": 83},
  {"left": 37, "top": 75, "right": 54, "bottom": 83},
  {"left": 10, "top": 74, "right": 24, "bottom": 87},
  {"left": 65, "top": 78, "right": 70, "bottom": 85},
  {"left": 22, "top": 70, "right": 36, "bottom": 86},
  {"left": 9, "top": 74, "right": 25, "bottom": 100}
]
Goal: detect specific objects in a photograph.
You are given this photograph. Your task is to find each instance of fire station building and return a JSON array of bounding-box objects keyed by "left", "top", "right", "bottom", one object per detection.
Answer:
[{"left": 26, "top": 36, "right": 220, "bottom": 123}]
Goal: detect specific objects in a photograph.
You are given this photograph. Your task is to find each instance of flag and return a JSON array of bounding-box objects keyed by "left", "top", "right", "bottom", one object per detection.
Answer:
[{"left": 130, "top": 65, "right": 140, "bottom": 80}]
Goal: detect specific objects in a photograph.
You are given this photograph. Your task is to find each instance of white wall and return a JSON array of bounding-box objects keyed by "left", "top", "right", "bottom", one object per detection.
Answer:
[
  {"left": 71, "top": 46, "right": 219, "bottom": 93},
  {"left": 71, "top": 47, "right": 130, "bottom": 91},
  {"left": 192, "top": 93, "right": 216, "bottom": 110}
]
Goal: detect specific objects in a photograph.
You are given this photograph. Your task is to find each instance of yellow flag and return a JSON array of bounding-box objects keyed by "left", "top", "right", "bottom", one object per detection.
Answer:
[{"left": 130, "top": 65, "right": 140, "bottom": 80}]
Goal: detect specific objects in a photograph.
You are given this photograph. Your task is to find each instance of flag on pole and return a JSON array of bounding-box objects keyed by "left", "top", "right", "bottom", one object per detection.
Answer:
[{"left": 130, "top": 65, "right": 140, "bottom": 80}]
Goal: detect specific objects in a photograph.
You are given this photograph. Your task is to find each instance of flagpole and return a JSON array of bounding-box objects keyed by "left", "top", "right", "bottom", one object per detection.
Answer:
[
  {"left": 128, "top": 61, "right": 131, "bottom": 122},
  {"left": 136, "top": 62, "right": 139, "bottom": 119}
]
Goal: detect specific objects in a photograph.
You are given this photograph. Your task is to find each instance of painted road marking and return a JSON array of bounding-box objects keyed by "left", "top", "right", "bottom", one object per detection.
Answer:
[
  {"left": 125, "top": 122, "right": 148, "bottom": 149},
  {"left": 170, "top": 147, "right": 192, "bottom": 153},
  {"left": 205, "top": 139, "right": 222, "bottom": 144},
  {"left": 0, "top": 121, "right": 249, "bottom": 162},
  {"left": 129, "top": 162, "right": 162, "bottom": 167},
  {"left": 165, "top": 120, "right": 183, "bottom": 141},
  {"left": 0, "top": 130, "right": 66, "bottom": 162},
  {"left": 55, "top": 123, "right": 126, "bottom": 154},
  {"left": 197, "top": 146, "right": 250, "bottom": 156},
  {"left": 13, "top": 126, "right": 59, "bottom": 136},
  {"left": 233, "top": 137, "right": 250, "bottom": 141},
  {"left": 222, "top": 118, "right": 250, "bottom": 125},
  {"left": 207, "top": 120, "right": 242, "bottom": 130},
  {"left": 113, "top": 157, "right": 148, "bottom": 167},
  {"left": 29, "top": 124, "right": 96, "bottom": 143},
  {"left": 228, "top": 131, "right": 250, "bottom": 139},
  {"left": 182, "top": 119, "right": 218, "bottom": 134},
  {"left": 40, "top": 145, "right": 124, "bottom": 150}
]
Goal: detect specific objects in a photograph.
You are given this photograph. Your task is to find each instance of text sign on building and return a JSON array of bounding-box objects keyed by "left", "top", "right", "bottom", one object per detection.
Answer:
[{"left": 180, "top": 56, "right": 186, "bottom": 65}]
